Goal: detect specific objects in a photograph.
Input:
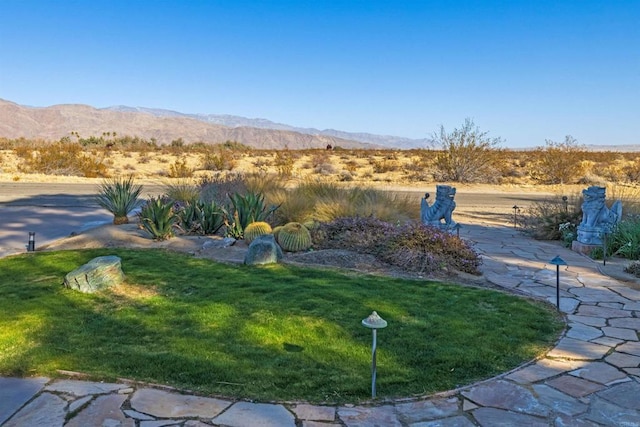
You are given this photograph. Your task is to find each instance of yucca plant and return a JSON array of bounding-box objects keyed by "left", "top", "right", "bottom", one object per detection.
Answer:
[
  {"left": 139, "top": 197, "right": 176, "bottom": 240},
  {"left": 96, "top": 176, "right": 143, "bottom": 224},
  {"left": 198, "top": 200, "right": 227, "bottom": 235}
]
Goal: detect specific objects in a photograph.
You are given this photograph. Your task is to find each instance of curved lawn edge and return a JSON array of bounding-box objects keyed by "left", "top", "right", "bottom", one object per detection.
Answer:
[{"left": 0, "top": 248, "right": 565, "bottom": 404}]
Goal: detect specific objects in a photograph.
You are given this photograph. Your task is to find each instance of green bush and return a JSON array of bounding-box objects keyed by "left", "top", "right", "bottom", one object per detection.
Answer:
[
  {"left": 609, "top": 218, "right": 640, "bottom": 259},
  {"left": 96, "top": 176, "right": 144, "bottom": 224},
  {"left": 139, "top": 197, "right": 176, "bottom": 240},
  {"left": 524, "top": 195, "right": 582, "bottom": 240}
]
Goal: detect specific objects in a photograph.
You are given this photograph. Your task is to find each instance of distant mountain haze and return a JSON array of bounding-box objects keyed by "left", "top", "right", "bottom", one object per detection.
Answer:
[{"left": 0, "top": 99, "right": 429, "bottom": 149}]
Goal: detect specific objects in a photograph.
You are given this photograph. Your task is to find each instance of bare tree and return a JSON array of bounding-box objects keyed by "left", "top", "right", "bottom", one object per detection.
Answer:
[{"left": 431, "top": 118, "right": 502, "bottom": 183}]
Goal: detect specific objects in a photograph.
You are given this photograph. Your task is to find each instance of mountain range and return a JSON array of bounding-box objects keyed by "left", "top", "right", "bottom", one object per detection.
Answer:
[{"left": 0, "top": 99, "right": 429, "bottom": 150}]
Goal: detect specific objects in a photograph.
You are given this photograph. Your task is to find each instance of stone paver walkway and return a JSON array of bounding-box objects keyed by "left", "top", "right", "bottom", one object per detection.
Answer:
[{"left": 1, "top": 222, "right": 639, "bottom": 426}]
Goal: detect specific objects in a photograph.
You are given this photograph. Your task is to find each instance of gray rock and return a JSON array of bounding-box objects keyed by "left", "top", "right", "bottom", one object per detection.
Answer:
[
  {"left": 45, "top": 379, "right": 128, "bottom": 396},
  {"left": 338, "top": 405, "right": 402, "bottom": 427},
  {"left": 202, "top": 237, "right": 236, "bottom": 249},
  {"left": 291, "top": 404, "right": 336, "bottom": 421},
  {"left": 461, "top": 380, "right": 549, "bottom": 417},
  {"left": 64, "top": 255, "right": 124, "bottom": 293},
  {"left": 244, "top": 234, "right": 283, "bottom": 265},
  {"left": 396, "top": 397, "right": 459, "bottom": 423},
  {"left": 584, "top": 396, "right": 640, "bottom": 426},
  {"left": 471, "top": 407, "right": 548, "bottom": 427}
]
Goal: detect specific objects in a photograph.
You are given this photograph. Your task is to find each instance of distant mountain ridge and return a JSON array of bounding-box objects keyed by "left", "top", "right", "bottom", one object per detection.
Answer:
[
  {"left": 104, "top": 105, "right": 430, "bottom": 149},
  {"left": 0, "top": 99, "right": 388, "bottom": 150}
]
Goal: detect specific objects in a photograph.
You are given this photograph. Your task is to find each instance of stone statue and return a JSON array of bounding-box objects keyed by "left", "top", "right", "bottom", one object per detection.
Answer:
[
  {"left": 421, "top": 185, "right": 457, "bottom": 229},
  {"left": 575, "top": 186, "right": 622, "bottom": 245}
]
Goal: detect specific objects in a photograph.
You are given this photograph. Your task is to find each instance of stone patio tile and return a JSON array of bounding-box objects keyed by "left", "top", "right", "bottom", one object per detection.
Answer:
[
  {"left": 140, "top": 420, "right": 184, "bottom": 427},
  {"left": 624, "top": 367, "right": 640, "bottom": 376},
  {"left": 567, "top": 315, "right": 607, "bottom": 327},
  {"left": 531, "top": 384, "right": 588, "bottom": 416},
  {"left": 214, "top": 402, "right": 296, "bottom": 427},
  {"left": 597, "top": 380, "right": 640, "bottom": 410},
  {"left": 569, "top": 361, "right": 629, "bottom": 385},
  {"left": 584, "top": 396, "right": 640, "bottom": 426},
  {"left": 123, "top": 409, "right": 155, "bottom": 420},
  {"left": 460, "top": 380, "right": 549, "bottom": 417},
  {"left": 45, "top": 379, "right": 128, "bottom": 396},
  {"left": 395, "top": 397, "right": 459, "bottom": 423},
  {"left": 409, "top": 415, "right": 475, "bottom": 427},
  {"left": 130, "top": 388, "right": 231, "bottom": 418},
  {"left": 624, "top": 302, "right": 640, "bottom": 311},
  {"left": 553, "top": 413, "right": 601, "bottom": 426},
  {"left": 545, "top": 375, "right": 605, "bottom": 397},
  {"left": 3, "top": 393, "right": 67, "bottom": 427},
  {"left": 68, "top": 395, "right": 92, "bottom": 414},
  {"left": 566, "top": 323, "right": 603, "bottom": 341},
  {"left": 471, "top": 407, "right": 548, "bottom": 427},
  {"left": 608, "top": 317, "right": 640, "bottom": 330},
  {"left": 590, "top": 336, "right": 623, "bottom": 347},
  {"left": 576, "top": 305, "right": 632, "bottom": 319},
  {"left": 569, "top": 288, "right": 629, "bottom": 303},
  {"left": 505, "top": 359, "right": 589, "bottom": 383},
  {"left": 598, "top": 302, "right": 624, "bottom": 308},
  {"left": 608, "top": 286, "right": 640, "bottom": 301},
  {"left": 617, "top": 341, "right": 640, "bottom": 356},
  {"left": 303, "top": 421, "right": 342, "bottom": 427},
  {"left": 291, "top": 404, "right": 336, "bottom": 421},
  {"left": 602, "top": 326, "right": 639, "bottom": 341},
  {"left": 547, "top": 337, "right": 611, "bottom": 360},
  {"left": 555, "top": 297, "right": 581, "bottom": 313},
  {"left": 483, "top": 271, "right": 520, "bottom": 288},
  {"left": 337, "top": 405, "right": 402, "bottom": 427},
  {"left": 0, "top": 376, "right": 49, "bottom": 425},
  {"left": 605, "top": 351, "right": 640, "bottom": 368},
  {"left": 66, "top": 394, "right": 134, "bottom": 427}
]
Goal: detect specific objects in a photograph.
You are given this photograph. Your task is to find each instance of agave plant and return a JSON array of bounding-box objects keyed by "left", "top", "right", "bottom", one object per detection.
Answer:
[
  {"left": 226, "top": 191, "right": 279, "bottom": 238},
  {"left": 96, "top": 176, "right": 143, "bottom": 224},
  {"left": 139, "top": 197, "right": 176, "bottom": 240}
]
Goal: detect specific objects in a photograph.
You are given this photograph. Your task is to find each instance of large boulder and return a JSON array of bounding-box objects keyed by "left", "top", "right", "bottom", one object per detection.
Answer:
[
  {"left": 64, "top": 256, "right": 125, "bottom": 293},
  {"left": 244, "top": 234, "right": 282, "bottom": 266}
]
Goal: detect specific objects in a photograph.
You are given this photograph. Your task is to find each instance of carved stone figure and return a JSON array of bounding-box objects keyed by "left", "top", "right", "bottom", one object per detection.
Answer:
[
  {"left": 421, "top": 185, "right": 457, "bottom": 229},
  {"left": 575, "top": 186, "right": 622, "bottom": 245}
]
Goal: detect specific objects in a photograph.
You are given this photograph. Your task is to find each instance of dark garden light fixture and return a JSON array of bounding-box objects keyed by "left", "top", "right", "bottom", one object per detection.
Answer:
[
  {"left": 361, "top": 311, "right": 387, "bottom": 398},
  {"left": 512, "top": 205, "right": 520, "bottom": 229},
  {"left": 27, "top": 232, "right": 35, "bottom": 252},
  {"left": 549, "top": 256, "right": 567, "bottom": 311}
]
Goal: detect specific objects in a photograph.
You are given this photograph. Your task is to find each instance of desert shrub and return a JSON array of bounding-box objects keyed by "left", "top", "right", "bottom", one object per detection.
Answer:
[
  {"left": 199, "top": 173, "right": 249, "bottom": 206},
  {"left": 529, "top": 136, "right": 586, "bottom": 184},
  {"left": 274, "top": 151, "right": 294, "bottom": 177},
  {"left": 168, "top": 157, "right": 193, "bottom": 178},
  {"left": 138, "top": 197, "right": 176, "bottom": 240},
  {"left": 202, "top": 150, "right": 237, "bottom": 171},
  {"left": 624, "top": 261, "right": 640, "bottom": 277},
  {"left": 608, "top": 184, "right": 640, "bottom": 218},
  {"left": 372, "top": 159, "right": 400, "bottom": 173},
  {"left": 96, "top": 176, "right": 144, "bottom": 225},
  {"left": 523, "top": 194, "right": 582, "bottom": 240},
  {"left": 380, "top": 223, "right": 481, "bottom": 274},
  {"left": 431, "top": 118, "right": 501, "bottom": 183},
  {"left": 16, "top": 140, "right": 108, "bottom": 177}
]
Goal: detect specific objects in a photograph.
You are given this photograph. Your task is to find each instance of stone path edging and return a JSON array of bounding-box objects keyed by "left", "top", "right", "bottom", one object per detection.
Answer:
[{"left": 1, "top": 222, "right": 639, "bottom": 426}]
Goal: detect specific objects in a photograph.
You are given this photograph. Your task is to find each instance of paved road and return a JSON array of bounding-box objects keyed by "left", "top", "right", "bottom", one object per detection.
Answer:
[{"left": 0, "top": 182, "right": 553, "bottom": 256}]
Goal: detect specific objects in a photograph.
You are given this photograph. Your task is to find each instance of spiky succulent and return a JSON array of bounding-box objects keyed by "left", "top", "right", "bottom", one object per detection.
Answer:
[{"left": 276, "top": 222, "right": 312, "bottom": 252}]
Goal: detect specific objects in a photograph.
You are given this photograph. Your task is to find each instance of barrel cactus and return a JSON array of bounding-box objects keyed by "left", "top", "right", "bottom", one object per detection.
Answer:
[
  {"left": 272, "top": 225, "right": 284, "bottom": 239},
  {"left": 244, "top": 221, "right": 273, "bottom": 244},
  {"left": 276, "top": 222, "right": 312, "bottom": 252}
]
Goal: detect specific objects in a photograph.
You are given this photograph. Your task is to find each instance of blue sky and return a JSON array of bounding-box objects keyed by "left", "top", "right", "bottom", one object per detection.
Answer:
[{"left": 1, "top": 1, "right": 638, "bottom": 147}]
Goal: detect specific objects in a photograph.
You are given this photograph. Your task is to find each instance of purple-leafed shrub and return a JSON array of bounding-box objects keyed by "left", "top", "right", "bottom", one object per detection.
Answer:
[{"left": 312, "top": 217, "right": 397, "bottom": 253}]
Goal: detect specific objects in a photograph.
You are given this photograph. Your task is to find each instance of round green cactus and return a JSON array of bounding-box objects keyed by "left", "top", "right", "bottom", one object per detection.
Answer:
[
  {"left": 244, "top": 221, "right": 273, "bottom": 244},
  {"left": 272, "top": 225, "right": 284, "bottom": 239},
  {"left": 276, "top": 222, "right": 312, "bottom": 252}
]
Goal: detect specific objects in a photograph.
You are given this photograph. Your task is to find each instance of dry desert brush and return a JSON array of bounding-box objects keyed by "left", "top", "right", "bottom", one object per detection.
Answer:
[{"left": 313, "top": 217, "right": 481, "bottom": 275}]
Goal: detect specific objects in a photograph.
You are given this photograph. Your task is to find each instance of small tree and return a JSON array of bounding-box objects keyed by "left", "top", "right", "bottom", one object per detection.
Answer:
[
  {"left": 530, "top": 136, "right": 585, "bottom": 184},
  {"left": 431, "top": 118, "right": 502, "bottom": 183}
]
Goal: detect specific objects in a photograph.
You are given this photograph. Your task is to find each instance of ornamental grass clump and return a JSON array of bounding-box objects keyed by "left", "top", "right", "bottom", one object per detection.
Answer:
[{"left": 96, "top": 176, "right": 143, "bottom": 224}]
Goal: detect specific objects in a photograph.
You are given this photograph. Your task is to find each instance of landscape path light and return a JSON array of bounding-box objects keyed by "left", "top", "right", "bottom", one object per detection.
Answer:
[
  {"left": 549, "top": 256, "right": 567, "bottom": 311},
  {"left": 27, "top": 232, "right": 35, "bottom": 252},
  {"left": 361, "top": 311, "right": 387, "bottom": 399},
  {"left": 453, "top": 223, "right": 462, "bottom": 238},
  {"left": 512, "top": 205, "right": 520, "bottom": 229},
  {"left": 562, "top": 196, "right": 568, "bottom": 213}
]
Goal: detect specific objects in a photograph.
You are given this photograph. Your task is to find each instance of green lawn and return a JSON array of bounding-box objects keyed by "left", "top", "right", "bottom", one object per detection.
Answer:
[{"left": 0, "top": 249, "right": 563, "bottom": 403}]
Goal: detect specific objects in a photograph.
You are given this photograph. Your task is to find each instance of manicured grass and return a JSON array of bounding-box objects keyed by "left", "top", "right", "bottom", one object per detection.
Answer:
[{"left": 0, "top": 249, "right": 563, "bottom": 403}]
